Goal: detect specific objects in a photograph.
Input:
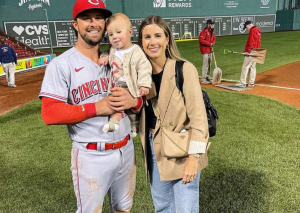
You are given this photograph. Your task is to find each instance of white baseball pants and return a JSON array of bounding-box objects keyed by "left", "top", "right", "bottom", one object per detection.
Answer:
[{"left": 71, "top": 138, "right": 136, "bottom": 213}]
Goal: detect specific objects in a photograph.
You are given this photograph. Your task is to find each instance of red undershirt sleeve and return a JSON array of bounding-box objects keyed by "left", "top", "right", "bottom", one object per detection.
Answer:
[
  {"left": 41, "top": 97, "right": 96, "bottom": 125},
  {"left": 131, "top": 97, "right": 143, "bottom": 113}
]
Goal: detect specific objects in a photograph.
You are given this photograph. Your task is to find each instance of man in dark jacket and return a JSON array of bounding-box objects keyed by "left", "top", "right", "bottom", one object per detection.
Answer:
[
  {"left": 236, "top": 21, "right": 262, "bottom": 88},
  {"left": 198, "top": 19, "right": 216, "bottom": 84},
  {"left": 0, "top": 38, "right": 18, "bottom": 87}
]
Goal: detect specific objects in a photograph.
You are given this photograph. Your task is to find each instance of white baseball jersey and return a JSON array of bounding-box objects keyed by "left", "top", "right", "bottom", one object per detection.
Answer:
[{"left": 39, "top": 47, "right": 131, "bottom": 143}]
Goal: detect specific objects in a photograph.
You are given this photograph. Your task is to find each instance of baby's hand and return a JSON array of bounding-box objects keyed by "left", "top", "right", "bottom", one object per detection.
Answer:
[
  {"left": 139, "top": 87, "right": 149, "bottom": 96},
  {"left": 98, "top": 56, "right": 108, "bottom": 66}
]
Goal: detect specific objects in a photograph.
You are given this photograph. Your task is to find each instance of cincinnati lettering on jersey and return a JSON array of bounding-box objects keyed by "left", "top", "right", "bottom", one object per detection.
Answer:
[{"left": 71, "top": 77, "right": 111, "bottom": 104}]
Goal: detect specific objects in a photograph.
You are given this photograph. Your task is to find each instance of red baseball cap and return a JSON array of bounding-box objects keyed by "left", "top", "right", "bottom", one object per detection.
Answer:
[{"left": 73, "top": 0, "right": 112, "bottom": 20}]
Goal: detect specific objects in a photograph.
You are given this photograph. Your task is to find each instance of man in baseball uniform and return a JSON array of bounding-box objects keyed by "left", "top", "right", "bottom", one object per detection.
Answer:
[
  {"left": 198, "top": 19, "right": 216, "bottom": 84},
  {"left": 236, "top": 20, "right": 262, "bottom": 88},
  {"left": 39, "top": 0, "right": 142, "bottom": 212}
]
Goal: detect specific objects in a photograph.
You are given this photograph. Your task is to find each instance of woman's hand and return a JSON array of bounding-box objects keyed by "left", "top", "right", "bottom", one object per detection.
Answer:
[
  {"left": 109, "top": 87, "right": 138, "bottom": 112},
  {"left": 182, "top": 155, "right": 198, "bottom": 184}
]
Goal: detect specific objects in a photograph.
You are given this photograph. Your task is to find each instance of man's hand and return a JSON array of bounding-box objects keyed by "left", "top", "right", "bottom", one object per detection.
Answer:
[
  {"left": 109, "top": 87, "right": 138, "bottom": 112},
  {"left": 244, "top": 52, "right": 250, "bottom": 56},
  {"left": 95, "top": 96, "right": 116, "bottom": 115}
]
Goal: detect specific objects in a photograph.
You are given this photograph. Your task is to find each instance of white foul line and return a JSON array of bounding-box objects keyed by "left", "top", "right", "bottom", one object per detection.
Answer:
[
  {"left": 220, "top": 78, "right": 300, "bottom": 91},
  {"left": 254, "top": 84, "right": 300, "bottom": 91},
  {"left": 199, "top": 76, "right": 300, "bottom": 91},
  {"left": 199, "top": 77, "right": 300, "bottom": 91}
]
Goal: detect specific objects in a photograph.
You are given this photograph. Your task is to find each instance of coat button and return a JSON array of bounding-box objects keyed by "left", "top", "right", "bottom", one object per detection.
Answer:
[{"left": 169, "top": 121, "right": 174, "bottom": 126}]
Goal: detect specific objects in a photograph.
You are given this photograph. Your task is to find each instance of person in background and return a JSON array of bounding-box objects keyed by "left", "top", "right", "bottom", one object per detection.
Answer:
[
  {"left": 0, "top": 38, "right": 17, "bottom": 87},
  {"left": 39, "top": 0, "right": 142, "bottom": 212},
  {"left": 236, "top": 20, "right": 262, "bottom": 88},
  {"left": 138, "top": 15, "right": 209, "bottom": 213},
  {"left": 198, "top": 19, "right": 216, "bottom": 84}
]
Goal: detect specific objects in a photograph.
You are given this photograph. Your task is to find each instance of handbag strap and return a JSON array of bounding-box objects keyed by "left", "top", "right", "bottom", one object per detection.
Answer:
[
  {"left": 155, "top": 61, "right": 185, "bottom": 129},
  {"left": 175, "top": 61, "right": 184, "bottom": 97}
]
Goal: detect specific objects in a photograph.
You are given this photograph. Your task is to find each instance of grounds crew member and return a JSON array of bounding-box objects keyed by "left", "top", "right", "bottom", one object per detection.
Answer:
[
  {"left": 236, "top": 20, "right": 262, "bottom": 88},
  {"left": 0, "top": 38, "right": 17, "bottom": 87},
  {"left": 39, "top": 0, "right": 142, "bottom": 212},
  {"left": 198, "top": 19, "right": 216, "bottom": 84}
]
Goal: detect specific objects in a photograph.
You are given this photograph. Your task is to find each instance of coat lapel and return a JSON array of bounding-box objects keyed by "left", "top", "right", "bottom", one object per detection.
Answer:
[
  {"left": 157, "top": 59, "right": 176, "bottom": 125},
  {"left": 145, "top": 59, "right": 176, "bottom": 134}
]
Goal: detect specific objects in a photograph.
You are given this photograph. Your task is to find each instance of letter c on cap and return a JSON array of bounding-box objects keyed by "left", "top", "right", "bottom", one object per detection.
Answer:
[{"left": 88, "top": 0, "right": 100, "bottom": 5}]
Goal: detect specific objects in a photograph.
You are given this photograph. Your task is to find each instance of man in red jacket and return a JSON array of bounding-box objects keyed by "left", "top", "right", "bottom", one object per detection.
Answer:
[
  {"left": 199, "top": 19, "right": 216, "bottom": 84},
  {"left": 236, "top": 20, "right": 262, "bottom": 88}
]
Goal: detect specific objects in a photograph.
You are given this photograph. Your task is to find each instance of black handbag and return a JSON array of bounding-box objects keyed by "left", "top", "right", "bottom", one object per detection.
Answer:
[{"left": 175, "top": 61, "right": 218, "bottom": 137}]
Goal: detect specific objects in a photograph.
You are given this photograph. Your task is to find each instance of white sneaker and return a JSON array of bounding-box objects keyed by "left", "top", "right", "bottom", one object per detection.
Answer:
[
  {"left": 235, "top": 83, "right": 246, "bottom": 88},
  {"left": 132, "top": 131, "right": 137, "bottom": 138},
  {"left": 248, "top": 83, "right": 255, "bottom": 87},
  {"left": 9, "top": 84, "right": 17, "bottom": 88},
  {"left": 102, "top": 123, "right": 119, "bottom": 132},
  {"left": 201, "top": 80, "right": 211, "bottom": 85}
]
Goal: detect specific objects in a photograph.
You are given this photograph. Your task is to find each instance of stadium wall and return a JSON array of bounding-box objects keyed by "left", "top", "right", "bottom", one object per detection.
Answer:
[
  {"left": 276, "top": 9, "right": 300, "bottom": 30},
  {"left": 0, "top": 0, "right": 277, "bottom": 49}
]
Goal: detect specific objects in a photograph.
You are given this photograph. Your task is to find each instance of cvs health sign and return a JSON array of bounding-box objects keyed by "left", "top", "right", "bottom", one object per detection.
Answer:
[{"left": 4, "top": 21, "right": 55, "bottom": 49}]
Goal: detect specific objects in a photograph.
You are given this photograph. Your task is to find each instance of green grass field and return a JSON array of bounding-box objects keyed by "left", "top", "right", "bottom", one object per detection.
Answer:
[
  {"left": 46, "top": 30, "right": 300, "bottom": 81},
  {"left": 176, "top": 30, "right": 300, "bottom": 80},
  {"left": 1, "top": 31, "right": 300, "bottom": 212}
]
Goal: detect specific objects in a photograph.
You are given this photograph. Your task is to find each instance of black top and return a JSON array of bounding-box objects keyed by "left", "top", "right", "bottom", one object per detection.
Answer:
[{"left": 145, "top": 70, "right": 164, "bottom": 129}]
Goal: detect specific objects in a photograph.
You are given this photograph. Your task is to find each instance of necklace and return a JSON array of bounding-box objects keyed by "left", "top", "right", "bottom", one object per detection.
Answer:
[
  {"left": 161, "top": 58, "right": 168, "bottom": 72},
  {"left": 152, "top": 58, "right": 168, "bottom": 74}
]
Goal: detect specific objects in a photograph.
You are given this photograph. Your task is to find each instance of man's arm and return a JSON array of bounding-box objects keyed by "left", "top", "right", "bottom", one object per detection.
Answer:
[
  {"left": 41, "top": 95, "right": 119, "bottom": 125},
  {"left": 247, "top": 30, "right": 256, "bottom": 52},
  {"left": 41, "top": 87, "right": 140, "bottom": 125},
  {"left": 198, "top": 30, "right": 211, "bottom": 47},
  {"left": 212, "top": 33, "right": 216, "bottom": 46},
  {"left": 108, "top": 87, "right": 141, "bottom": 112},
  {"left": 12, "top": 48, "right": 17, "bottom": 64},
  {"left": 41, "top": 97, "right": 97, "bottom": 125},
  {"left": 0, "top": 49, "right": 2, "bottom": 63}
]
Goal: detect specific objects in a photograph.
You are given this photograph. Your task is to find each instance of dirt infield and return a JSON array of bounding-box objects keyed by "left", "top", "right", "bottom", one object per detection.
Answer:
[
  {"left": 202, "top": 61, "right": 300, "bottom": 109},
  {"left": 0, "top": 61, "right": 299, "bottom": 116},
  {"left": 0, "top": 68, "right": 46, "bottom": 115}
]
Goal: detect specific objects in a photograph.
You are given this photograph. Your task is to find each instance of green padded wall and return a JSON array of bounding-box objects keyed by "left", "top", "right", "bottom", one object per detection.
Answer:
[
  {"left": 0, "top": 0, "right": 278, "bottom": 49},
  {"left": 0, "top": 0, "right": 276, "bottom": 30}
]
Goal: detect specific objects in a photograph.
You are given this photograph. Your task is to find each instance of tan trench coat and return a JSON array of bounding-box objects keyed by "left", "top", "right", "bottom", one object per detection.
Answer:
[{"left": 139, "top": 59, "right": 209, "bottom": 181}]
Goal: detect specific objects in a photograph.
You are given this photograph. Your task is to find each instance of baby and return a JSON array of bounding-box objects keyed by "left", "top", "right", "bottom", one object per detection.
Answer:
[{"left": 100, "top": 13, "right": 152, "bottom": 136}]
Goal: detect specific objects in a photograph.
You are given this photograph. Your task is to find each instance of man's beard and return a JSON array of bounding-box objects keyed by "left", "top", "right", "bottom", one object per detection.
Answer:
[
  {"left": 80, "top": 34, "right": 102, "bottom": 46},
  {"left": 79, "top": 30, "right": 103, "bottom": 46}
]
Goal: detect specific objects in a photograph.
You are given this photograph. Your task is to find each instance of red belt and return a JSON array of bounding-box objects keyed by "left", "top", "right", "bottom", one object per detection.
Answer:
[{"left": 86, "top": 135, "right": 130, "bottom": 151}]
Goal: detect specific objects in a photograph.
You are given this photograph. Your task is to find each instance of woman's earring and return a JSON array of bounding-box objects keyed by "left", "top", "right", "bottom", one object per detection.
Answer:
[{"left": 165, "top": 45, "right": 169, "bottom": 52}]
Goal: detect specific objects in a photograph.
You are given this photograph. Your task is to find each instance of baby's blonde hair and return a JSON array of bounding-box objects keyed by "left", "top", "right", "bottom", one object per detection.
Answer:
[{"left": 107, "top": 13, "right": 132, "bottom": 29}]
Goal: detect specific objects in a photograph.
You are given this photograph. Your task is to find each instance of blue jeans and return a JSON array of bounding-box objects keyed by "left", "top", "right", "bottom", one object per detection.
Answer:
[{"left": 147, "top": 131, "right": 201, "bottom": 213}]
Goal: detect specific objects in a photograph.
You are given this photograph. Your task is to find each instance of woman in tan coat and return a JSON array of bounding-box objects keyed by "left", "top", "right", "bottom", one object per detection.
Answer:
[{"left": 138, "top": 15, "right": 210, "bottom": 213}]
